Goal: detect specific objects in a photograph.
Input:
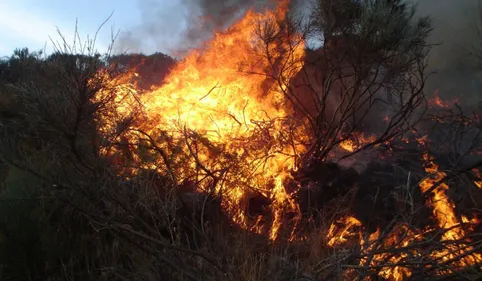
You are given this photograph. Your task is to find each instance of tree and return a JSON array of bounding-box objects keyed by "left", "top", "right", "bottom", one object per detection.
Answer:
[
  {"left": 0, "top": 44, "right": 221, "bottom": 281},
  {"left": 108, "top": 52, "right": 176, "bottom": 90},
  {"left": 0, "top": 48, "right": 44, "bottom": 84},
  {"left": 245, "top": 0, "right": 433, "bottom": 166}
]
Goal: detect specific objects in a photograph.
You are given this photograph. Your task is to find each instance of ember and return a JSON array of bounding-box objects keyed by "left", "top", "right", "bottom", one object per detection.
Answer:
[
  {"left": 430, "top": 90, "right": 453, "bottom": 108},
  {"left": 474, "top": 168, "right": 482, "bottom": 188}
]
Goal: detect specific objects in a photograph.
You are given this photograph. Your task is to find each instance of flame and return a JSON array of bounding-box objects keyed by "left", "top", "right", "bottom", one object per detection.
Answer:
[
  {"left": 359, "top": 226, "right": 423, "bottom": 281},
  {"left": 324, "top": 153, "right": 481, "bottom": 280},
  {"left": 95, "top": 0, "right": 305, "bottom": 239},
  {"left": 429, "top": 89, "right": 452, "bottom": 108},
  {"left": 270, "top": 172, "right": 301, "bottom": 240},
  {"left": 91, "top": 1, "right": 481, "bottom": 277},
  {"left": 473, "top": 168, "right": 482, "bottom": 189},
  {"left": 418, "top": 153, "right": 481, "bottom": 270},
  {"left": 326, "top": 216, "right": 362, "bottom": 247},
  {"left": 419, "top": 153, "right": 460, "bottom": 233},
  {"left": 339, "top": 139, "right": 357, "bottom": 152},
  {"left": 339, "top": 132, "right": 377, "bottom": 152},
  {"left": 91, "top": 68, "right": 144, "bottom": 172}
]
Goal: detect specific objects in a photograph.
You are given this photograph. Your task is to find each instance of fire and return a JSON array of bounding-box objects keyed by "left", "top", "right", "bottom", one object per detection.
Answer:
[
  {"left": 415, "top": 135, "right": 429, "bottom": 146},
  {"left": 429, "top": 89, "right": 452, "bottom": 108},
  {"left": 339, "top": 139, "right": 357, "bottom": 152},
  {"left": 339, "top": 132, "right": 377, "bottom": 152},
  {"left": 90, "top": 1, "right": 482, "bottom": 277},
  {"left": 270, "top": 172, "right": 301, "bottom": 241},
  {"left": 474, "top": 168, "right": 482, "bottom": 188},
  {"left": 326, "top": 216, "right": 361, "bottom": 247},
  {"left": 419, "top": 152, "right": 460, "bottom": 234},
  {"left": 324, "top": 152, "right": 481, "bottom": 280},
  {"left": 419, "top": 152, "right": 481, "bottom": 271},
  {"left": 358, "top": 226, "right": 423, "bottom": 281},
  {"left": 95, "top": 0, "right": 305, "bottom": 239}
]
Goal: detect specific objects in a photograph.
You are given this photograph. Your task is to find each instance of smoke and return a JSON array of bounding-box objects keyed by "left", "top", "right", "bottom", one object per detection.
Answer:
[
  {"left": 117, "top": 0, "right": 278, "bottom": 56},
  {"left": 116, "top": 0, "right": 307, "bottom": 56},
  {"left": 180, "top": 0, "right": 274, "bottom": 49},
  {"left": 115, "top": 0, "right": 190, "bottom": 56},
  {"left": 116, "top": 0, "right": 482, "bottom": 105},
  {"left": 414, "top": 0, "right": 482, "bottom": 107}
]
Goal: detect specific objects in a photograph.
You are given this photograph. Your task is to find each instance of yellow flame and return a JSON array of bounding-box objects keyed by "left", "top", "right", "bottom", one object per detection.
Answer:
[
  {"left": 419, "top": 152, "right": 481, "bottom": 270},
  {"left": 94, "top": 1, "right": 305, "bottom": 239},
  {"left": 326, "top": 216, "right": 361, "bottom": 247},
  {"left": 473, "top": 168, "right": 482, "bottom": 189},
  {"left": 339, "top": 132, "right": 377, "bottom": 152}
]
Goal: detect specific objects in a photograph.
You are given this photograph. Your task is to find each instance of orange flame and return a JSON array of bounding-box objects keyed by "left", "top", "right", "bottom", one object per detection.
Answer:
[
  {"left": 429, "top": 89, "right": 452, "bottom": 108},
  {"left": 326, "top": 216, "right": 361, "bottom": 247},
  {"left": 339, "top": 132, "right": 377, "bottom": 152},
  {"left": 419, "top": 153, "right": 481, "bottom": 269},
  {"left": 324, "top": 153, "right": 481, "bottom": 280},
  {"left": 359, "top": 226, "right": 422, "bottom": 281},
  {"left": 95, "top": 1, "right": 305, "bottom": 239},
  {"left": 473, "top": 168, "right": 482, "bottom": 189},
  {"left": 92, "top": 2, "right": 481, "bottom": 277},
  {"left": 420, "top": 153, "right": 460, "bottom": 233}
]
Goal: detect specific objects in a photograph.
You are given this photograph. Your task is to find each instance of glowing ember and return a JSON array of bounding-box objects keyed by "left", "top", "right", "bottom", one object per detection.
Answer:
[
  {"left": 429, "top": 89, "right": 452, "bottom": 108},
  {"left": 474, "top": 168, "right": 482, "bottom": 188},
  {"left": 339, "top": 132, "right": 377, "bottom": 152}
]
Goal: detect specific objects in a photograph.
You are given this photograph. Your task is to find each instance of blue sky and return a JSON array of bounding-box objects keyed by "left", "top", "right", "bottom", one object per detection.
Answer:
[{"left": 0, "top": 0, "right": 182, "bottom": 56}]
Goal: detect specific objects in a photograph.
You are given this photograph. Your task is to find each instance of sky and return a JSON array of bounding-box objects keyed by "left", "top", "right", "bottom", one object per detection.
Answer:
[
  {"left": 1, "top": 0, "right": 481, "bottom": 101},
  {"left": 1, "top": 0, "right": 481, "bottom": 107},
  {"left": 0, "top": 0, "right": 183, "bottom": 56}
]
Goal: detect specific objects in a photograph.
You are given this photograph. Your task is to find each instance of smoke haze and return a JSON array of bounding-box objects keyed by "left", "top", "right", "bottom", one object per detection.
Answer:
[
  {"left": 414, "top": 0, "right": 482, "bottom": 106},
  {"left": 117, "top": 0, "right": 309, "bottom": 56},
  {"left": 117, "top": 0, "right": 275, "bottom": 56}
]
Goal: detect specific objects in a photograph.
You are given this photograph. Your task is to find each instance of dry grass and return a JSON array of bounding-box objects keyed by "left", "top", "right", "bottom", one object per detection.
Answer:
[{"left": 0, "top": 8, "right": 481, "bottom": 280}]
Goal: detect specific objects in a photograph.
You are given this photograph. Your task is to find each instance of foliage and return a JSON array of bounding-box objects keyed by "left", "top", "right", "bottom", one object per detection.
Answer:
[
  {"left": 243, "top": 0, "right": 433, "bottom": 165},
  {"left": 108, "top": 52, "right": 177, "bottom": 90}
]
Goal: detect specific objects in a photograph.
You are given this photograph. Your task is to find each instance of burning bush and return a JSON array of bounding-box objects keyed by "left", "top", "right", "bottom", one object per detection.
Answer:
[{"left": 0, "top": 0, "right": 481, "bottom": 280}]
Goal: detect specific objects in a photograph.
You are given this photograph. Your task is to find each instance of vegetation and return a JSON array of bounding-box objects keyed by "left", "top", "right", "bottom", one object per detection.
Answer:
[{"left": 0, "top": 1, "right": 481, "bottom": 280}]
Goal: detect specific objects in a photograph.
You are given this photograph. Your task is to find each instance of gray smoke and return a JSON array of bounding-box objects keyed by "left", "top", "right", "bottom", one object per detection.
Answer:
[
  {"left": 181, "top": 0, "right": 273, "bottom": 47},
  {"left": 116, "top": 0, "right": 190, "bottom": 56},
  {"left": 414, "top": 0, "right": 482, "bottom": 107},
  {"left": 116, "top": 0, "right": 308, "bottom": 56},
  {"left": 117, "top": 0, "right": 276, "bottom": 56}
]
